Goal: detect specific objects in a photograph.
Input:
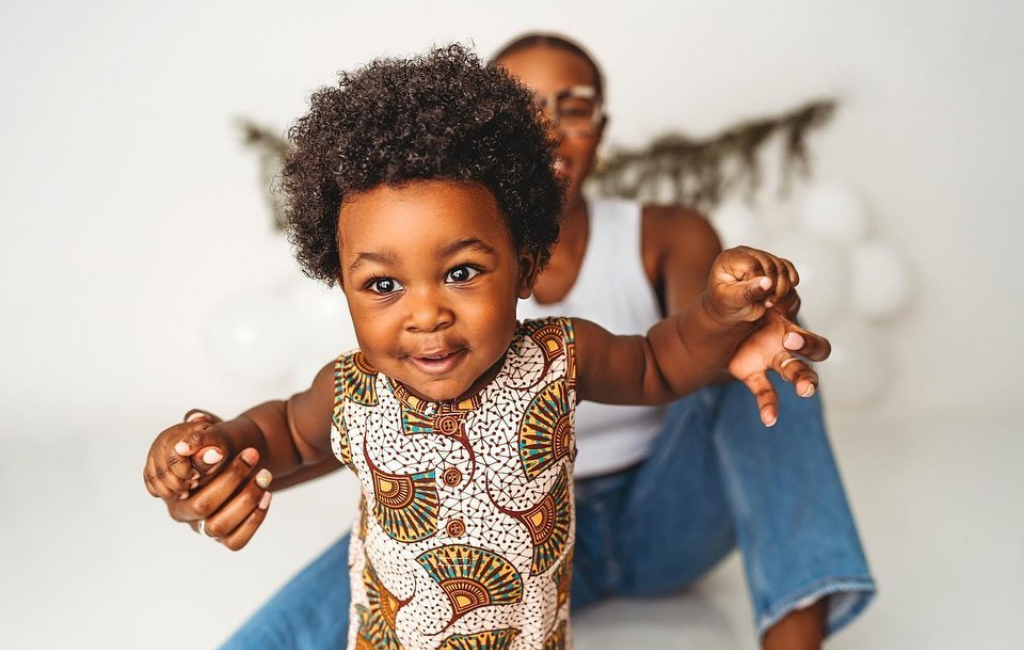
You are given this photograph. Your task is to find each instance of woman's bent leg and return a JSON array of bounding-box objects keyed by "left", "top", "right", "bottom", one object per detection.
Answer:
[
  {"left": 610, "top": 387, "right": 738, "bottom": 597},
  {"left": 712, "top": 374, "right": 875, "bottom": 639},
  {"left": 219, "top": 533, "right": 351, "bottom": 650}
]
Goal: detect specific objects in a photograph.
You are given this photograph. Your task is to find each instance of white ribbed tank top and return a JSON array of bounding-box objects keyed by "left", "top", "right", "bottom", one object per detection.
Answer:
[{"left": 518, "top": 198, "right": 665, "bottom": 477}]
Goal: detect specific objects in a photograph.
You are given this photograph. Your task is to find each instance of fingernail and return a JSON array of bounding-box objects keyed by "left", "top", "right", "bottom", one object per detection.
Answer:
[
  {"left": 174, "top": 442, "right": 190, "bottom": 455},
  {"left": 190, "top": 479, "right": 199, "bottom": 490},
  {"left": 178, "top": 491, "right": 189, "bottom": 500},
  {"left": 202, "top": 448, "right": 224, "bottom": 464},
  {"left": 258, "top": 491, "right": 273, "bottom": 510},
  {"left": 802, "top": 384, "right": 816, "bottom": 398},
  {"left": 186, "top": 411, "right": 208, "bottom": 423},
  {"left": 256, "top": 469, "right": 273, "bottom": 490},
  {"left": 240, "top": 448, "right": 259, "bottom": 466},
  {"left": 784, "top": 332, "right": 805, "bottom": 350},
  {"left": 764, "top": 300, "right": 774, "bottom": 308},
  {"left": 759, "top": 277, "right": 772, "bottom": 289},
  {"left": 765, "top": 414, "right": 777, "bottom": 427}
]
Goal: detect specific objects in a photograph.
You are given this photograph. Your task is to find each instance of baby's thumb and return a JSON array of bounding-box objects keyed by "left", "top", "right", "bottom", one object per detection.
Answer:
[{"left": 720, "top": 276, "right": 772, "bottom": 312}]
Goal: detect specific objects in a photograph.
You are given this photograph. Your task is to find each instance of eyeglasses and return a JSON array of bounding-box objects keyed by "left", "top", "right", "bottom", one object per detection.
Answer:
[{"left": 534, "top": 85, "right": 604, "bottom": 137}]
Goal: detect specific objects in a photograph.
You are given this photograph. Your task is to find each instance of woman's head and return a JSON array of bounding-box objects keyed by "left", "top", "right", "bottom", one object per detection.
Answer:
[
  {"left": 283, "top": 44, "right": 563, "bottom": 286},
  {"left": 494, "top": 33, "right": 607, "bottom": 214}
]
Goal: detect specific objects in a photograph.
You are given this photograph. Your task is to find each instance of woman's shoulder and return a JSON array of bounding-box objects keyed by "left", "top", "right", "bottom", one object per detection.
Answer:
[
  {"left": 640, "top": 203, "right": 722, "bottom": 275},
  {"left": 641, "top": 203, "right": 720, "bottom": 254}
]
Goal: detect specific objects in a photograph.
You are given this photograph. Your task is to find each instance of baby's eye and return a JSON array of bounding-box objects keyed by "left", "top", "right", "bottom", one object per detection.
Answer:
[
  {"left": 368, "top": 277, "right": 403, "bottom": 294},
  {"left": 445, "top": 266, "right": 481, "bottom": 284}
]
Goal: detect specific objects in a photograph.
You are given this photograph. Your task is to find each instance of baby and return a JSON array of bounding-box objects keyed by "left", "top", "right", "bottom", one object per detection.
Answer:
[{"left": 144, "top": 45, "right": 808, "bottom": 650}]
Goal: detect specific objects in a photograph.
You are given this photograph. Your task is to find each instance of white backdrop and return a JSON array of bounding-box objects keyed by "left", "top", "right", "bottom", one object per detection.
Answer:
[{"left": 1, "top": 1, "right": 1022, "bottom": 648}]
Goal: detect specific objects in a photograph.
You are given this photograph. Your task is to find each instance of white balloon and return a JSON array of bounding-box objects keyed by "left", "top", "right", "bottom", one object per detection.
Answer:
[
  {"left": 815, "top": 322, "right": 889, "bottom": 407},
  {"left": 282, "top": 274, "right": 359, "bottom": 384},
  {"left": 850, "top": 241, "right": 912, "bottom": 321},
  {"left": 767, "top": 233, "right": 849, "bottom": 329},
  {"left": 202, "top": 289, "right": 295, "bottom": 389},
  {"left": 797, "top": 183, "right": 869, "bottom": 243},
  {"left": 710, "top": 199, "right": 764, "bottom": 249}
]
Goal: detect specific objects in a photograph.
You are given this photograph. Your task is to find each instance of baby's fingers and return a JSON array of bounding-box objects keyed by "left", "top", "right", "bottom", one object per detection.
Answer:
[
  {"left": 143, "top": 454, "right": 192, "bottom": 500},
  {"left": 719, "top": 276, "right": 773, "bottom": 316},
  {"left": 765, "top": 257, "right": 795, "bottom": 307}
]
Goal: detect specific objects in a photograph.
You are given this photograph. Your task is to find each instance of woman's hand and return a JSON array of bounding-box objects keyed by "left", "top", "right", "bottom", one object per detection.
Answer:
[{"left": 727, "top": 305, "right": 832, "bottom": 427}]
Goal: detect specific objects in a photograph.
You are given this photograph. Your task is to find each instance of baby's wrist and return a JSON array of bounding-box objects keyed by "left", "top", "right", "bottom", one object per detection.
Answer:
[{"left": 701, "top": 291, "right": 743, "bottom": 330}]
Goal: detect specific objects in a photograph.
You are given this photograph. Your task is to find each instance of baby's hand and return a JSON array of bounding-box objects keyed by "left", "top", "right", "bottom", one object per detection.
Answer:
[
  {"left": 143, "top": 411, "right": 236, "bottom": 502},
  {"left": 706, "top": 246, "right": 799, "bottom": 325}
]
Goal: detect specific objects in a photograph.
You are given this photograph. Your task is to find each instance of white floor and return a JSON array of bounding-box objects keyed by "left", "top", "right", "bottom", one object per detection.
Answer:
[{"left": 1, "top": 409, "right": 1020, "bottom": 649}]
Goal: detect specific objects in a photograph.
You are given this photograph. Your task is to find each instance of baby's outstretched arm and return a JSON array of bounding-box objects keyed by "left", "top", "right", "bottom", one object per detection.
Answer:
[{"left": 574, "top": 246, "right": 803, "bottom": 406}]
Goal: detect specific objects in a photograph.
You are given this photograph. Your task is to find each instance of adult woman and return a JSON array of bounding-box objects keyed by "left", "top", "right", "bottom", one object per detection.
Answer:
[{"left": 166, "top": 34, "right": 874, "bottom": 649}]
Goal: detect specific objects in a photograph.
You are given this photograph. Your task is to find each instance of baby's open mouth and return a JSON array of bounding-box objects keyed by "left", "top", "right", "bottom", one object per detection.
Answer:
[{"left": 409, "top": 349, "right": 466, "bottom": 374}]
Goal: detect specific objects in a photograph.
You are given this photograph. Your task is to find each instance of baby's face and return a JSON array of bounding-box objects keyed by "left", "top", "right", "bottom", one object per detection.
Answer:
[{"left": 337, "top": 180, "right": 534, "bottom": 403}]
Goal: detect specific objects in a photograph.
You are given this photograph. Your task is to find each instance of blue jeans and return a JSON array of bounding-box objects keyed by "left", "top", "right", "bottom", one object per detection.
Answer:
[{"left": 222, "top": 375, "right": 874, "bottom": 648}]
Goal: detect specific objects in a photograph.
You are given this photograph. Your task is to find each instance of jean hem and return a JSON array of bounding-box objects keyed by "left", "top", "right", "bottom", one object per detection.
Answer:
[{"left": 755, "top": 575, "right": 876, "bottom": 641}]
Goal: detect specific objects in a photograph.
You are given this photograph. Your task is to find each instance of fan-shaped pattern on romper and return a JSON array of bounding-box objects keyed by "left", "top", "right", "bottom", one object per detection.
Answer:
[
  {"left": 354, "top": 560, "right": 410, "bottom": 650},
  {"left": 437, "top": 627, "right": 520, "bottom": 650},
  {"left": 370, "top": 464, "right": 439, "bottom": 543},
  {"left": 494, "top": 467, "right": 572, "bottom": 576},
  {"left": 416, "top": 545, "right": 524, "bottom": 624},
  {"left": 518, "top": 381, "right": 573, "bottom": 481},
  {"left": 344, "top": 351, "right": 379, "bottom": 406}
]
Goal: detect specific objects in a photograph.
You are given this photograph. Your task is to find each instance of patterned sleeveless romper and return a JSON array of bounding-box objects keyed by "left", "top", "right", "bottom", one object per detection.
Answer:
[{"left": 331, "top": 318, "right": 578, "bottom": 650}]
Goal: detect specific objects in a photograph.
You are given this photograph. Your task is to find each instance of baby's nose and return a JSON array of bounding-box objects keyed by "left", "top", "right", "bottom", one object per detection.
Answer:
[{"left": 405, "top": 288, "right": 453, "bottom": 333}]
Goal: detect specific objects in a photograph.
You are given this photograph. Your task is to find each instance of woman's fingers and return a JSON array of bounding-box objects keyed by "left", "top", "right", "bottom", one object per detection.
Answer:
[
  {"left": 775, "top": 351, "right": 820, "bottom": 398},
  {"left": 184, "top": 409, "right": 223, "bottom": 425},
  {"left": 201, "top": 469, "right": 273, "bottom": 540},
  {"left": 179, "top": 448, "right": 261, "bottom": 521},
  {"left": 782, "top": 326, "right": 832, "bottom": 362},
  {"left": 220, "top": 494, "right": 272, "bottom": 551},
  {"left": 738, "top": 371, "right": 779, "bottom": 427}
]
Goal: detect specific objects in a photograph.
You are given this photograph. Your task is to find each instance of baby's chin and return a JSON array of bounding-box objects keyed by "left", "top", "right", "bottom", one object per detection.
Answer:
[{"left": 395, "top": 374, "right": 476, "bottom": 404}]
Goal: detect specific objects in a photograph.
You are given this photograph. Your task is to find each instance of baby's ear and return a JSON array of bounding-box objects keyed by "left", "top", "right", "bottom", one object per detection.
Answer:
[{"left": 517, "top": 253, "right": 541, "bottom": 299}]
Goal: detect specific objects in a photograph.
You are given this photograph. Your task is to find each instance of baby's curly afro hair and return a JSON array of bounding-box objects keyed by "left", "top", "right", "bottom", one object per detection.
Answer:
[{"left": 282, "top": 44, "right": 564, "bottom": 285}]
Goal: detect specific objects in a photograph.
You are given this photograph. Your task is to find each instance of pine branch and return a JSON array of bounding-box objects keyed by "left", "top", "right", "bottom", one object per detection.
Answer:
[{"left": 592, "top": 99, "right": 837, "bottom": 210}]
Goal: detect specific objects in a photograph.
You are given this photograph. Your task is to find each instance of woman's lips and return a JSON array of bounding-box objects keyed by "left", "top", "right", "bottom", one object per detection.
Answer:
[
  {"left": 554, "top": 156, "right": 571, "bottom": 179},
  {"left": 408, "top": 349, "right": 467, "bottom": 375}
]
